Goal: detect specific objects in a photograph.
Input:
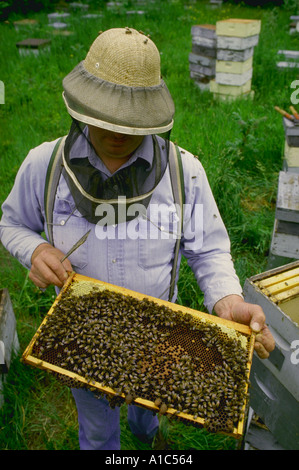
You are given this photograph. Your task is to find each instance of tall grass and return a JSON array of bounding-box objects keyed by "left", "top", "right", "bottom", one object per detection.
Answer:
[{"left": 0, "top": 0, "right": 298, "bottom": 450}]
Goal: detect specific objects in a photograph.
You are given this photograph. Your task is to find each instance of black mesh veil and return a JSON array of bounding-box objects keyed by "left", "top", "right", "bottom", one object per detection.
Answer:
[{"left": 61, "top": 119, "right": 171, "bottom": 225}]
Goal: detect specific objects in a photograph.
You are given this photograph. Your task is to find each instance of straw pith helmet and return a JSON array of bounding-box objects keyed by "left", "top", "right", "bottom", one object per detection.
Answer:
[{"left": 62, "top": 27, "right": 175, "bottom": 135}]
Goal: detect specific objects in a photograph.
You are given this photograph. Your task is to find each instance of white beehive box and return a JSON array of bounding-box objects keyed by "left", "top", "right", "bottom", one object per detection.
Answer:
[
  {"left": 213, "top": 18, "right": 260, "bottom": 101},
  {"left": 243, "top": 261, "right": 299, "bottom": 401},
  {"left": 216, "top": 19, "right": 261, "bottom": 38},
  {"left": 270, "top": 218, "right": 299, "bottom": 260},
  {"left": 210, "top": 78, "right": 252, "bottom": 96},
  {"left": 215, "top": 68, "right": 252, "bottom": 86},
  {"left": 47, "top": 12, "right": 70, "bottom": 23},
  {"left": 0, "top": 289, "right": 19, "bottom": 408},
  {"left": 16, "top": 38, "right": 51, "bottom": 56},
  {"left": 217, "top": 34, "right": 259, "bottom": 51},
  {"left": 13, "top": 19, "right": 39, "bottom": 31},
  {"left": 275, "top": 171, "right": 299, "bottom": 223},
  {"left": 191, "top": 24, "right": 216, "bottom": 39},
  {"left": 215, "top": 56, "right": 253, "bottom": 74},
  {"left": 247, "top": 355, "right": 299, "bottom": 450},
  {"left": 217, "top": 46, "right": 254, "bottom": 62},
  {"left": 283, "top": 117, "right": 299, "bottom": 147},
  {"left": 0, "top": 289, "right": 19, "bottom": 373},
  {"left": 284, "top": 140, "right": 299, "bottom": 173},
  {"left": 190, "top": 24, "right": 216, "bottom": 88}
]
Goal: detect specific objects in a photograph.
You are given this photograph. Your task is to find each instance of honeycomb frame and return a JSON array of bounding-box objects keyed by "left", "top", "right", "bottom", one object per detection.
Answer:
[{"left": 22, "top": 272, "right": 255, "bottom": 438}]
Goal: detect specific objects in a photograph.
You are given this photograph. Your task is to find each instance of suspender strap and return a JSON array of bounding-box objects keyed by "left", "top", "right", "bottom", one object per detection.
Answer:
[
  {"left": 44, "top": 136, "right": 66, "bottom": 245},
  {"left": 168, "top": 141, "right": 185, "bottom": 301},
  {"left": 44, "top": 136, "right": 185, "bottom": 301}
]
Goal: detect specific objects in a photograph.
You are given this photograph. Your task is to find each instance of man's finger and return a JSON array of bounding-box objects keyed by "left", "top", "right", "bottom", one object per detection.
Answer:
[
  {"left": 254, "top": 341, "right": 270, "bottom": 359},
  {"left": 256, "top": 327, "right": 275, "bottom": 352},
  {"left": 31, "top": 259, "right": 66, "bottom": 288},
  {"left": 30, "top": 244, "right": 73, "bottom": 288},
  {"left": 247, "top": 304, "right": 266, "bottom": 333},
  {"left": 29, "top": 270, "right": 49, "bottom": 289}
]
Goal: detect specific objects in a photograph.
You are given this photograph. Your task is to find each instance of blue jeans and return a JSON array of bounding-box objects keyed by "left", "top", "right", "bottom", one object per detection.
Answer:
[{"left": 71, "top": 388, "right": 159, "bottom": 450}]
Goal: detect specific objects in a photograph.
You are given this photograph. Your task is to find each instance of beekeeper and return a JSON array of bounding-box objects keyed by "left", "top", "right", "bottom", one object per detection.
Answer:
[{"left": 0, "top": 28, "right": 274, "bottom": 450}]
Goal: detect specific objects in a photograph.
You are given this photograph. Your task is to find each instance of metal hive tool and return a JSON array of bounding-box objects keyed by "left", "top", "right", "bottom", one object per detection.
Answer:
[{"left": 22, "top": 272, "right": 255, "bottom": 438}]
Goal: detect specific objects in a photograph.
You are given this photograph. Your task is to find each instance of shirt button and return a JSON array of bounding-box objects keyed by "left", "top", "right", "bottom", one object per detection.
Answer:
[
  {"left": 60, "top": 220, "right": 65, "bottom": 226},
  {"left": 112, "top": 259, "right": 117, "bottom": 263}
]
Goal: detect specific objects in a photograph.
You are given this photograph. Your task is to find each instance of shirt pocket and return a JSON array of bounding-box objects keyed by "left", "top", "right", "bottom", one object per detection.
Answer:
[
  {"left": 137, "top": 205, "right": 179, "bottom": 270},
  {"left": 52, "top": 197, "right": 88, "bottom": 270}
]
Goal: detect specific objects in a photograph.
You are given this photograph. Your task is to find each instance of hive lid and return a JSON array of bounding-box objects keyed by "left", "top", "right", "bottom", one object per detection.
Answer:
[
  {"left": 216, "top": 18, "right": 261, "bottom": 38},
  {"left": 16, "top": 38, "right": 51, "bottom": 49}
]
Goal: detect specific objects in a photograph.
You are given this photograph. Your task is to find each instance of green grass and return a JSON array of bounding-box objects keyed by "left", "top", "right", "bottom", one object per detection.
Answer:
[{"left": 0, "top": 0, "right": 298, "bottom": 450}]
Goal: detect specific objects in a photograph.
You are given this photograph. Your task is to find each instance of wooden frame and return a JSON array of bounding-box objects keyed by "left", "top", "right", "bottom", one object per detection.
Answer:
[{"left": 22, "top": 272, "right": 255, "bottom": 439}]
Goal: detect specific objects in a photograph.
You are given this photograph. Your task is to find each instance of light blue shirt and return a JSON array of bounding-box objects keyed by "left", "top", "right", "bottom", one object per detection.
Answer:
[{"left": 0, "top": 134, "right": 242, "bottom": 313}]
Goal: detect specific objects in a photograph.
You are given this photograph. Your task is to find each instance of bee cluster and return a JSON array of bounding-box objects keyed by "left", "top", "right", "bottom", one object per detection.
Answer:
[{"left": 32, "top": 283, "right": 251, "bottom": 434}]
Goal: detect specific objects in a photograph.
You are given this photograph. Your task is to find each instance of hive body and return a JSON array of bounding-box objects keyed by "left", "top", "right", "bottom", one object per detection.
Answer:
[{"left": 243, "top": 262, "right": 299, "bottom": 449}]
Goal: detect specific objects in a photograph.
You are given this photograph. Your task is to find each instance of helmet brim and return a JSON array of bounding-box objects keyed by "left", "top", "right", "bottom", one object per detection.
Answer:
[{"left": 62, "top": 61, "right": 175, "bottom": 135}]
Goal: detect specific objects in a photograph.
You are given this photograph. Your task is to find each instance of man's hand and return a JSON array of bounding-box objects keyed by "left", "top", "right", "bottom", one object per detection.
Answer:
[
  {"left": 29, "top": 243, "right": 73, "bottom": 289},
  {"left": 214, "top": 294, "right": 275, "bottom": 359}
]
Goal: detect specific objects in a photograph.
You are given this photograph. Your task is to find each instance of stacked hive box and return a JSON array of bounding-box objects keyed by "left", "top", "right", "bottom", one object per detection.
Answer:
[
  {"left": 290, "top": 15, "right": 299, "bottom": 34},
  {"left": 0, "top": 289, "right": 20, "bottom": 408},
  {"left": 13, "top": 18, "right": 39, "bottom": 31},
  {"left": 269, "top": 170, "right": 299, "bottom": 262},
  {"left": 16, "top": 38, "right": 51, "bottom": 56},
  {"left": 69, "top": 2, "right": 89, "bottom": 10},
  {"left": 189, "top": 24, "right": 216, "bottom": 90},
  {"left": 47, "top": 12, "right": 70, "bottom": 30},
  {"left": 243, "top": 262, "right": 299, "bottom": 449},
  {"left": 277, "top": 50, "right": 299, "bottom": 71},
  {"left": 283, "top": 117, "right": 299, "bottom": 173},
  {"left": 209, "top": 0, "right": 223, "bottom": 8},
  {"left": 284, "top": 139, "right": 299, "bottom": 173},
  {"left": 268, "top": 117, "right": 299, "bottom": 266},
  {"left": 210, "top": 19, "right": 261, "bottom": 101}
]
